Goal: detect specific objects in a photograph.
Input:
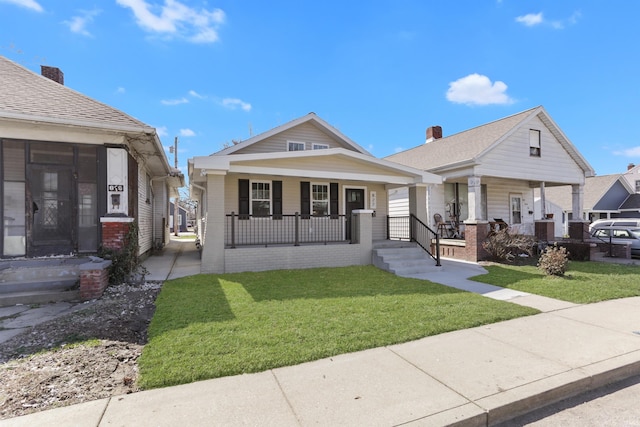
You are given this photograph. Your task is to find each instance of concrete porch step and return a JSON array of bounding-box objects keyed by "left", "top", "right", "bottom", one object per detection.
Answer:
[
  {"left": 0, "top": 289, "right": 81, "bottom": 307},
  {"left": 0, "top": 278, "right": 79, "bottom": 294},
  {"left": 373, "top": 243, "right": 440, "bottom": 277}
]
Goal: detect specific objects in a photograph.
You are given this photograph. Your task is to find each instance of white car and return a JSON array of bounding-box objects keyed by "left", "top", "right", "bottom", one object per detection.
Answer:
[{"left": 591, "top": 226, "right": 640, "bottom": 257}]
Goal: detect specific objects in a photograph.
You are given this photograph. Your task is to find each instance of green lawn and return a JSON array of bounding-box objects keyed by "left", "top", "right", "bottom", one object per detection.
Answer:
[
  {"left": 471, "top": 261, "right": 640, "bottom": 304},
  {"left": 139, "top": 265, "right": 537, "bottom": 389}
]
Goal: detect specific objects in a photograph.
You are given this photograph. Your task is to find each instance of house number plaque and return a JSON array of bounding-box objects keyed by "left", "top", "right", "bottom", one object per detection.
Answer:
[{"left": 108, "top": 185, "right": 124, "bottom": 192}]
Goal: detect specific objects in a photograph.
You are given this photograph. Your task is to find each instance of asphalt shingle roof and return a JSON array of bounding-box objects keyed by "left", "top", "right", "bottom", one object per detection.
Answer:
[
  {"left": 0, "top": 56, "right": 149, "bottom": 131},
  {"left": 385, "top": 107, "right": 537, "bottom": 171},
  {"left": 543, "top": 174, "right": 623, "bottom": 210}
]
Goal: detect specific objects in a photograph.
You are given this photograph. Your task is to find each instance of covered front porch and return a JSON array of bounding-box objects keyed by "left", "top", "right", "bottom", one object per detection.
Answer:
[{"left": 189, "top": 148, "right": 442, "bottom": 273}]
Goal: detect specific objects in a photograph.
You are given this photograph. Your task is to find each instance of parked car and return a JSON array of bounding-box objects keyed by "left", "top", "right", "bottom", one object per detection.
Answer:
[
  {"left": 591, "top": 226, "right": 640, "bottom": 257},
  {"left": 589, "top": 218, "right": 640, "bottom": 232}
]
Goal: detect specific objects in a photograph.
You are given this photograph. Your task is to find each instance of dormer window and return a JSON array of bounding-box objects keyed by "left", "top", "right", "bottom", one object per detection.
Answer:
[
  {"left": 529, "top": 129, "right": 541, "bottom": 157},
  {"left": 287, "top": 141, "right": 305, "bottom": 151}
]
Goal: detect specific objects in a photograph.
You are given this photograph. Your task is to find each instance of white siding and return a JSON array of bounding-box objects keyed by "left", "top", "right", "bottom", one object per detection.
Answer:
[
  {"left": 137, "top": 164, "right": 153, "bottom": 255},
  {"left": 152, "top": 180, "right": 168, "bottom": 245},
  {"left": 388, "top": 187, "right": 408, "bottom": 217},
  {"left": 234, "top": 122, "right": 360, "bottom": 154},
  {"left": 477, "top": 116, "right": 584, "bottom": 184}
]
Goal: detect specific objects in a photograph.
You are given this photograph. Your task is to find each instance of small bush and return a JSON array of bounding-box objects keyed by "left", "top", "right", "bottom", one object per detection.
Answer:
[
  {"left": 482, "top": 229, "right": 537, "bottom": 262},
  {"left": 538, "top": 245, "right": 569, "bottom": 276}
]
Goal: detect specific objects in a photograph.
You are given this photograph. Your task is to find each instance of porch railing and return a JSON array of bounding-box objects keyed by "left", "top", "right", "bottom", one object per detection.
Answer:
[
  {"left": 226, "top": 212, "right": 351, "bottom": 247},
  {"left": 387, "top": 215, "right": 441, "bottom": 266}
]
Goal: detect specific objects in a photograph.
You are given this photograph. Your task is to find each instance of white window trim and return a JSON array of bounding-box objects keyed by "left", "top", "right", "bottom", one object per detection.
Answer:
[
  {"left": 287, "top": 141, "right": 306, "bottom": 152},
  {"left": 311, "top": 182, "right": 330, "bottom": 216},
  {"left": 312, "top": 143, "right": 329, "bottom": 150},
  {"left": 250, "top": 180, "right": 272, "bottom": 216},
  {"left": 529, "top": 129, "right": 541, "bottom": 157}
]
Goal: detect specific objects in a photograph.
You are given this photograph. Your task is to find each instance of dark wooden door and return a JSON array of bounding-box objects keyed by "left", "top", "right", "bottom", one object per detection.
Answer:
[{"left": 345, "top": 189, "right": 365, "bottom": 240}]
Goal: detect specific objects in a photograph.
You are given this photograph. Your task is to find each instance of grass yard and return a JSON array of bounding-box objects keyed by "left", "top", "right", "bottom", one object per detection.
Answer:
[
  {"left": 472, "top": 261, "right": 640, "bottom": 304},
  {"left": 139, "top": 265, "right": 537, "bottom": 389}
]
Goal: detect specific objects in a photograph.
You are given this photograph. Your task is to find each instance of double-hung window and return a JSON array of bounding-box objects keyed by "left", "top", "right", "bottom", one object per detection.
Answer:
[
  {"left": 529, "top": 129, "right": 541, "bottom": 157},
  {"left": 251, "top": 181, "right": 271, "bottom": 216},
  {"left": 312, "top": 183, "right": 329, "bottom": 216}
]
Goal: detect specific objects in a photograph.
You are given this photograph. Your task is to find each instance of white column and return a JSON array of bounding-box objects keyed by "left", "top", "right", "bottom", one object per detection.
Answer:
[
  {"left": 539, "top": 182, "right": 546, "bottom": 219},
  {"left": 201, "top": 173, "right": 226, "bottom": 273},
  {"left": 571, "top": 184, "right": 584, "bottom": 221},
  {"left": 467, "top": 176, "right": 482, "bottom": 221},
  {"left": 106, "top": 148, "right": 128, "bottom": 216}
]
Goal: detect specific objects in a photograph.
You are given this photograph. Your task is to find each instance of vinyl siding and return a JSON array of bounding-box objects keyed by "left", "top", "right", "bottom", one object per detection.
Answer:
[
  {"left": 137, "top": 165, "right": 153, "bottom": 255},
  {"left": 152, "top": 180, "right": 168, "bottom": 245},
  {"left": 477, "top": 116, "right": 584, "bottom": 184},
  {"left": 233, "top": 155, "right": 400, "bottom": 176},
  {"left": 233, "top": 122, "right": 360, "bottom": 154}
]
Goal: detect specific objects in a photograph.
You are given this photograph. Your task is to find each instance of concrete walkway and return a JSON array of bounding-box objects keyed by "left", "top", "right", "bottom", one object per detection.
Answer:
[{"left": 2, "top": 239, "right": 640, "bottom": 426}]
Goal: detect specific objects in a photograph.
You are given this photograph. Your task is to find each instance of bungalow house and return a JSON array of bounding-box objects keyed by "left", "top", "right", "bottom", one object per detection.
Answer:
[
  {"left": 0, "top": 55, "right": 184, "bottom": 259},
  {"left": 188, "top": 113, "right": 441, "bottom": 273},
  {"left": 534, "top": 174, "right": 635, "bottom": 237},
  {"left": 385, "top": 106, "right": 595, "bottom": 261}
]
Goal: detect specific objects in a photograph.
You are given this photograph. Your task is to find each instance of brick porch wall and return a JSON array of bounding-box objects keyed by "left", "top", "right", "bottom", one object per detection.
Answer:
[{"left": 100, "top": 217, "right": 134, "bottom": 251}]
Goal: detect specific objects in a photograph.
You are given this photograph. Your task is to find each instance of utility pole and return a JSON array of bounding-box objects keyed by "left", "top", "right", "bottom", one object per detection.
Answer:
[{"left": 171, "top": 136, "right": 179, "bottom": 236}]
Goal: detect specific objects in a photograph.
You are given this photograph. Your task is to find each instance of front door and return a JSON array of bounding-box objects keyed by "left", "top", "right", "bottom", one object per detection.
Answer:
[
  {"left": 345, "top": 188, "right": 365, "bottom": 239},
  {"left": 27, "top": 165, "right": 75, "bottom": 256}
]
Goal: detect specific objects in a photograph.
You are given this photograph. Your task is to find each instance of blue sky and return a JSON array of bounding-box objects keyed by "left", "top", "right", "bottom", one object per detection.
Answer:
[{"left": 1, "top": 0, "right": 640, "bottom": 177}]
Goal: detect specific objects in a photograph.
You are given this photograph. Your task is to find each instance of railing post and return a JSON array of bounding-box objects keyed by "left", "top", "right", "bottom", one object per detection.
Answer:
[
  {"left": 230, "top": 212, "right": 236, "bottom": 249},
  {"left": 386, "top": 215, "right": 390, "bottom": 240},
  {"left": 295, "top": 212, "right": 300, "bottom": 246},
  {"left": 409, "top": 214, "right": 414, "bottom": 242},
  {"left": 435, "top": 233, "right": 441, "bottom": 266}
]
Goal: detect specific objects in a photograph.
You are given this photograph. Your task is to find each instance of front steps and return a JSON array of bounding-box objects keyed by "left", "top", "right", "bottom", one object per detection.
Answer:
[
  {"left": 372, "top": 240, "right": 442, "bottom": 278},
  {"left": 0, "top": 258, "right": 86, "bottom": 307}
]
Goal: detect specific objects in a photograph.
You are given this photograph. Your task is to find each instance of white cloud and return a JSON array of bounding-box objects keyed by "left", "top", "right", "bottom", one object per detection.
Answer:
[
  {"left": 394, "top": 147, "right": 405, "bottom": 153},
  {"left": 516, "top": 11, "right": 581, "bottom": 29},
  {"left": 188, "top": 89, "right": 205, "bottom": 99},
  {"left": 516, "top": 12, "right": 543, "bottom": 27},
  {"left": 180, "top": 128, "right": 195, "bottom": 137},
  {"left": 116, "top": 87, "right": 126, "bottom": 94},
  {"left": 221, "top": 98, "right": 252, "bottom": 112},
  {"left": 446, "top": 74, "right": 514, "bottom": 106},
  {"left": 64, "top": 8, "right": 101, "bottom": 36},
  {"left": 614, "top": 147, "right": 640, "bottom": 157},
  {"left": 0, "top": 0, "right": 43, "bottom": 12},
  {"left": 161, "top": 97, "right": 189, "bottom": 105},
  {"left": 116, "top": 0, "right": 225, "bottom": 43}
]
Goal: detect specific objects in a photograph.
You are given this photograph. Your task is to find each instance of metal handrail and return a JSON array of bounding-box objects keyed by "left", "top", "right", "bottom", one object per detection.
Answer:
[{"left": 387, "top": 215, "right": 441, "bottom": 266}]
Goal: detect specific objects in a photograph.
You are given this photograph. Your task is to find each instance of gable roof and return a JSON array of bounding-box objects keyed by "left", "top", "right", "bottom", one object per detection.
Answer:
[
  {"left": 385, "top": 106, "right": 594, "bottom": 176},
  {"left": 542, "top": 174, "right": 632, "bottom": 211},
  {"left": 619, "top": 194, "right": 640, "bottom": 210},
  {"left": 214, "top": 112, "right": 371, "bottom": 156},
  {"left": 0, "top": 55, "right": 151, "bottom": 132}
]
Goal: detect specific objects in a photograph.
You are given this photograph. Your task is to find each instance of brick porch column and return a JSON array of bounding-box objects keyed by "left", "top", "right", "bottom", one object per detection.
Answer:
[
  {"left": 464, "top": 221, "right": 490, "bottom": 262},
  {"left": 568, "top": 220, "right": 590, "bottom": 241},
  {"left": 535, "top": 220, "right": 555, "bottom": 242},
  {"left": 100, "top": 217, "right": 134, "bottom": 251}
]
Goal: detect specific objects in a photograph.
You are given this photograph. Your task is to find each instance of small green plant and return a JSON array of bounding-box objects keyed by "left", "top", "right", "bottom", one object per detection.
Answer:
[
  {"left": 98, "top": 220, "right": 148, "bottom": 285},
  {"left": 538, "top": 244, "right": 569, "bottom": 276},
  {"left": 482, "top": 229, "right": 537, "bottom": 262}
]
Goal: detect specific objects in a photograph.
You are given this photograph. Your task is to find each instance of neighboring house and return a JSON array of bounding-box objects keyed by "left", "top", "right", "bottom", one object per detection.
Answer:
[
  {"left": 385, "top": 106, "right": 595, "bottom": 261},
  {"left": 534, "top": 174, "right": 635, "bottom": 237},
  {"left": 188, "top": 113, "right": 441, "bottom": 273},
  {"left": 0, "top": 55, "right": 183, "bottom": 259},
  {"left": 169, "top": 204, "right": 188, "bottom": 233}
]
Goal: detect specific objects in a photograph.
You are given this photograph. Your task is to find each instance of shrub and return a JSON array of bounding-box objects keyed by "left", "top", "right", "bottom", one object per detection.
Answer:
[
  {"left": 538, "top": 245, "right": 569, "bottom": 276},
  {"left": 482, "top": 229, "right": 537, "bottom": 262},
  {"left": 98, "top": 221, "right": 148, "bottom": 285}
]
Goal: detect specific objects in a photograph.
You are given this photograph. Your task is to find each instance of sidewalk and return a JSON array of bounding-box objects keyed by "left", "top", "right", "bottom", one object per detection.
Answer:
[{"left": 2, "top": 240, "right": 640, "bottom": 426}]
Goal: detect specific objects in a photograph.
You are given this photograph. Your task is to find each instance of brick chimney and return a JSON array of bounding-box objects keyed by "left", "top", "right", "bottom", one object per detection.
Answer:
[
  {"left": 425, "top": 126, "right": 442, "bottom": 143},
  {"left": 41, "top": 65, "right": 64, "bottom": 85},
  {"left": 628, "top": 163, "right": 635, "bottom": 171}
]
